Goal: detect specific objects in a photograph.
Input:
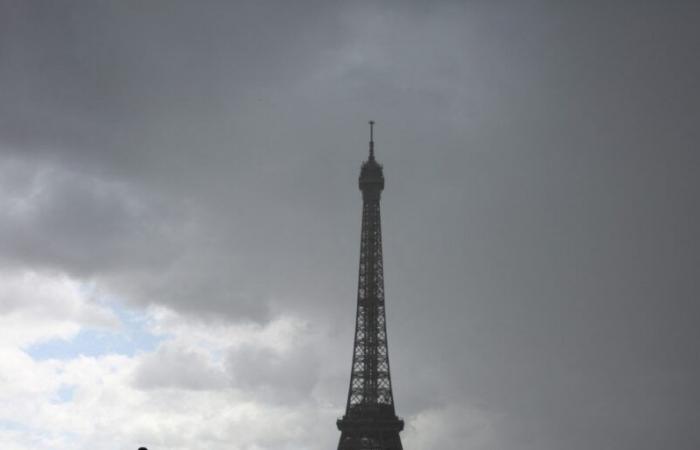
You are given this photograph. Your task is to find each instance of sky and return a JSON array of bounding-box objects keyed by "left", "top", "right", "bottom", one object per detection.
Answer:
[{"left": 0, "top": 1, "right": 699, "bottom": 449}]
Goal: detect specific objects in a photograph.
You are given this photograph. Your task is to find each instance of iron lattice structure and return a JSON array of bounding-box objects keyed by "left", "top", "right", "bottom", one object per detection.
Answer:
[{"left": 337, "top": 122, "right": 404, "bottom": 450}]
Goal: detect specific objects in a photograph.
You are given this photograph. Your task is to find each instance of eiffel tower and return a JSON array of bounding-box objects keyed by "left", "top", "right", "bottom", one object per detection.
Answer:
[{"left": 337, "top": 122, "right": 404, "bottom": 450}]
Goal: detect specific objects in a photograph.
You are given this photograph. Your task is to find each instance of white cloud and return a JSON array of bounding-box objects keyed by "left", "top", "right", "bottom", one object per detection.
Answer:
[
  {"left": 0, "top": 277, "right": 343, "bottom": 450},
  {"left": 0, "top": 270, "right": 117, "bottom": 348}
]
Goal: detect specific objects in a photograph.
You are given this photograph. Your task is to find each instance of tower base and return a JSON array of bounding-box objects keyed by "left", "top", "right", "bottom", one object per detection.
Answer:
[
  {"left": 337, "top": 430, "right": 403, "bottom": 450},
  {"left": 337, "top": 415, "right": 404, "bottom": 450}
]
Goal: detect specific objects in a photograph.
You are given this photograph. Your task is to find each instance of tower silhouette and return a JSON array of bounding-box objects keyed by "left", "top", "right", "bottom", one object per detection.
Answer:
[{"left": 337, "top": 122, "right": 404, "bottom": 450}]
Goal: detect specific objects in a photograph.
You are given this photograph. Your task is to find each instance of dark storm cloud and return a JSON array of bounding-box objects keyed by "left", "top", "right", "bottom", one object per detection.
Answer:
[
  {"left": 0, "top": 0, "right": 347, "bottom": 173},
  {"left": 1, "top": 1, "right": 699, "bottom": 449}
]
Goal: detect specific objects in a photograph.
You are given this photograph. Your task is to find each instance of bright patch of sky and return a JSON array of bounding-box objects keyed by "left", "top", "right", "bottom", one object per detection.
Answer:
[
  {"left": 51, "top": 385, "right": 76, "bottom": 403},
  {"left": 0, "top": 419, "right": 27, "bottom": 432},
  {"left": 26, "top": 301, "right": 164, "bottom": 360}
]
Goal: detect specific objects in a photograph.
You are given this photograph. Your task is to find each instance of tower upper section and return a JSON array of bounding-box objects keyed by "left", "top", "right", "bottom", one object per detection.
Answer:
[
  {"left": 359, "top": 121, "right": 385, "bottom": 194},
  {"left": 337, "top": 121, "right": 403, "bottom": 450}
]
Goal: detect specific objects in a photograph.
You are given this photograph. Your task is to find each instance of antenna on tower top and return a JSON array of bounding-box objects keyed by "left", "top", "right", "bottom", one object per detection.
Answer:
[{"left": 369, "top": 120, "right": 375, "bottom": 159}]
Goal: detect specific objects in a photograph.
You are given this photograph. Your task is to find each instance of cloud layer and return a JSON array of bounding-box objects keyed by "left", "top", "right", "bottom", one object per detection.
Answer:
[{"left": 1, "top": 1, "right": 699, "bottom": 449}]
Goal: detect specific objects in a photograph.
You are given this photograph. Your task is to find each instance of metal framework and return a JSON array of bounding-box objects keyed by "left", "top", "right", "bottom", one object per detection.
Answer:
[{"left": 337, "top": 122, "right": 404, "bottom": 450}]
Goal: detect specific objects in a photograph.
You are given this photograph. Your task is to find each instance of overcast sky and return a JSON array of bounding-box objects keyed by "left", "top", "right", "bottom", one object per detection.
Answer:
[{"left": 1, "top": 1, "right": 699, "bottom": 449}]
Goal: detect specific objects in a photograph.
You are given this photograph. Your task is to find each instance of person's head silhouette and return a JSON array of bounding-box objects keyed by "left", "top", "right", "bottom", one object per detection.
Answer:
[{"left": 138, "top": 448, "right": 148, "bottom": 450}]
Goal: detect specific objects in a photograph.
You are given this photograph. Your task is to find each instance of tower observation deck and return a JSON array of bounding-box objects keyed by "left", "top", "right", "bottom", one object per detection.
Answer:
[{"left": 336, "top": 122, "right": 404, "bottom": 450}]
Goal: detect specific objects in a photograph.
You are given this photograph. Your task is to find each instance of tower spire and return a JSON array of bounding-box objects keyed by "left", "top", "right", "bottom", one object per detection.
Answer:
[{"left": 369, "top": 120, "right": 375, "bottom": 160}]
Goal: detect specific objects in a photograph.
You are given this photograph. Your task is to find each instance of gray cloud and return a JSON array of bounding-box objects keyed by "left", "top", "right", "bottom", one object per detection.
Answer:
[
  {"left": 1, "top": 1, "right": 699, "bottom": 449},
  {"left": 133, "top": 342, "right": 228, "bottom": 391},
  {"left": 0, "top": 156, "right": 183, "bottom": 276},
  {"left": 226, "top": 341, "right": 320, "bottom": 404}
]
